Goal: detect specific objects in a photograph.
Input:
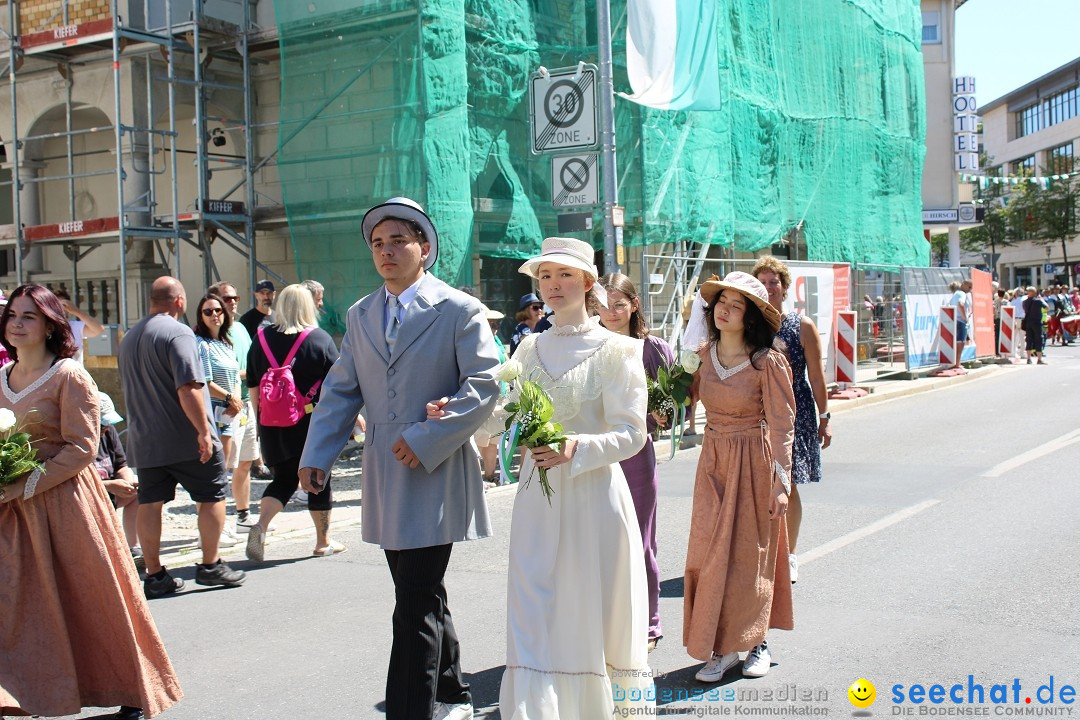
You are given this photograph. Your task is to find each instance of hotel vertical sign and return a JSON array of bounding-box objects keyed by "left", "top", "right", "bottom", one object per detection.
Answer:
[{"left": 953, "top": 77, "right": 979, "bottom": 172}]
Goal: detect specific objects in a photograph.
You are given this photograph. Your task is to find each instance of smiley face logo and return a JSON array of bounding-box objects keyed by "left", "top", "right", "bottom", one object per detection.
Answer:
[{"left": 848, "top": 678, "right": 876, "bottom": 708}]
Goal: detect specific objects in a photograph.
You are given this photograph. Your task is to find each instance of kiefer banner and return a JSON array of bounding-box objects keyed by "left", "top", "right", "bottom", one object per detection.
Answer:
[
  {"left": 970, "top": 268, "right": 996, "bottom": 358},
  {"left": 622, "top": 0, "right": 722, "bottom": 110}
]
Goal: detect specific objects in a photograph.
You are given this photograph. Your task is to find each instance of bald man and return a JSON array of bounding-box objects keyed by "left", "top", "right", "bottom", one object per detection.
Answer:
[{"left": 118, "top": 276, "right": 246, "bottom": 597}]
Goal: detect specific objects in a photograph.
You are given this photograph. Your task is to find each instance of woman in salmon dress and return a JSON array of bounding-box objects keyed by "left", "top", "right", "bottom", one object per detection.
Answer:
[
  {"left": 682, "top": 272, "right": 796, "bottom": 682},
  {"left": 0, "top": 284, "right": 182, "bottom": 719}
]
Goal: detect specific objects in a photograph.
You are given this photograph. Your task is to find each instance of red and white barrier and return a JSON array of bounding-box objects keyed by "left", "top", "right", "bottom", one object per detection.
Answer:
[
  {"left": 999, "top": 305, "right": 1016, "bottom": 356},
  {"left": 938, "top": 306, "right": 957, "bottom": 366},
  {"left": 835, "top": 310, "right": 856, "bottom": 386}
]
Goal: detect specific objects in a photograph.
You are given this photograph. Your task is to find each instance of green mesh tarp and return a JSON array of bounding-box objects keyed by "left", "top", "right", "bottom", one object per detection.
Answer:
[{"left": 275, "top": 0, "right": 927, "bottom": 326}]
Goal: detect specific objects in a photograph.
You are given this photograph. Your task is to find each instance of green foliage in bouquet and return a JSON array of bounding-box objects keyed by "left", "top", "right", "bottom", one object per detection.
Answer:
[
  {"left": 503, "top": 379, "right": 567, "bottom": 505},
  {"left": 0, "top": 408, "right": 45, "bottom": 489},
  {"left": 646, "top": 357, "right": 696, "bottom": 423}
]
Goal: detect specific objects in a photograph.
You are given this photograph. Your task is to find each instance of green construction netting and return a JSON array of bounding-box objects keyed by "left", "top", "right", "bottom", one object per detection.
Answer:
[{"left": 275, "top": 0, "right": 927, "bottom": 329}]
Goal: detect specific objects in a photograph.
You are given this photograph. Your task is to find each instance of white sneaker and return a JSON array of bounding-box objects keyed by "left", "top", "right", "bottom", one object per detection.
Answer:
[
  {"left": 290, "top": 489, "right": 309, "bottom": 505},
  {"left": 789, "top": 553, "right": 798, "bottom": 584},
  {"left": 433, "top": 701, "right": 474, "bottom": 720},
  {"left": 235, "top": 511, "right": 259, "bottom": 531},
  {"left": 694, "top": 651, "right": 740, "bottom": 683},
  {"left": 742, "top": 641, "right": 771, "bottom": 677},
  {"left": 196, "top": 529, "right": 240, "bottom": 549}
]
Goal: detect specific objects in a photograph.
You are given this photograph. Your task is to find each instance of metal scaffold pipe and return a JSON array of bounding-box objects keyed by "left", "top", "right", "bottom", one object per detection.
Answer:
[{"left": 596, "top": 0, "right": 620, "bottom": 273}]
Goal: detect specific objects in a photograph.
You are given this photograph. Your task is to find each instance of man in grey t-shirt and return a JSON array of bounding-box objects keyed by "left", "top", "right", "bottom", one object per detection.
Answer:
[{"left": 118, "top": 276, "right": 246, "bottom": 597}]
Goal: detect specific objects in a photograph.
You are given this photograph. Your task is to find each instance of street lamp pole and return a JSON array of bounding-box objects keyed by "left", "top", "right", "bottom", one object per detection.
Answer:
[{"left": 596, "top": 0, "right": 620, "bottom": 273}]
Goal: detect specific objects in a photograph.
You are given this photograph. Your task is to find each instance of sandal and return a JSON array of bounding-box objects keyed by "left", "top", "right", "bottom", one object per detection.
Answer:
[{"left": 313, "top": 540, "right": 347, "bottom": 556}]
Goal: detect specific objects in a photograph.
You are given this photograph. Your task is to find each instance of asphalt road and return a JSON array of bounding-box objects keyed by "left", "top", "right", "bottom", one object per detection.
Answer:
[{"left": 65, "top": 345, "right": 1080, "bottom": 719}]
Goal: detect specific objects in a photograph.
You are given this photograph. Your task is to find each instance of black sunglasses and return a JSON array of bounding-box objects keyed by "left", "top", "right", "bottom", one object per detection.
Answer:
[
  {"left": 530, "top": 304, "right": 544, "bottom": 311},
  {"left": 202, "top": 308, "right": 225, "bottom": 316},
  {"left": 221, "top": 295, "right": 239, "bottom": 301}
]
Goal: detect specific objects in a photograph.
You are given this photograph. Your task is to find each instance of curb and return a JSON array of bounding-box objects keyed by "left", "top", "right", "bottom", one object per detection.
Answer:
[{"left": 829, "top": 364, "right": 1003, "bottom": 414}]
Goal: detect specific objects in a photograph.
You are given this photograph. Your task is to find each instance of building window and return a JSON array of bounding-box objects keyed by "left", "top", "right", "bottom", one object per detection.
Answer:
[
  {"left": 921, "top": 11, "right": 941, "bottom": 44},
  {"left": 1010, "top": 156, "right": 1035, "bottom": 177},
  {"left": 1049, "top": 143, "right": 1074, "bottom": 174},
  {"left": 1013, "top": 85, "right": 1079, "bottom": 138},
  {"left": 985, "top": 165, "right": 1002, "bottom": 197}
]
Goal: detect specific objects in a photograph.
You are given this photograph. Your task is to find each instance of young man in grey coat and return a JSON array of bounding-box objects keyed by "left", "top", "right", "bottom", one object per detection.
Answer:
[{"left": 299, "top": 197, "right": 500, "bottom": 720}]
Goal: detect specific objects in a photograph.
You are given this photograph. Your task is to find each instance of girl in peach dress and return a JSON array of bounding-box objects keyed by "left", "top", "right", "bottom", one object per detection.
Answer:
[
  {"left": 682, "top": 272, "right": 796, "bottom": 683},
  {"left": 0, "top": 284, "right": 182, "bottom": 719}
]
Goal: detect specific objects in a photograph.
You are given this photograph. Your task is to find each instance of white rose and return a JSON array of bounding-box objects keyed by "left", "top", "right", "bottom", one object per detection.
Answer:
[
  {"left": 0, "top": 408, "right": 16, "bottom": 433},
  {"left": 495, "top": 359, "right": 524, "bottom": 383},
  {"left": 680, "top": 350, "right": 702, "bottom": 373}
]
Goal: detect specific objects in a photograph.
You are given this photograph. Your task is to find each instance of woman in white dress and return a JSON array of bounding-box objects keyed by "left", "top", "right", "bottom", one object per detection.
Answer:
[{"left": 500, "top": 237, "right": 655, "bottom": 719}]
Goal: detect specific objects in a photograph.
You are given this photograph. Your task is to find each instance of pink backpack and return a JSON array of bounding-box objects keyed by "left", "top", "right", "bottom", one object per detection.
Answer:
[{"left": 256, "top": 327, "right": 322, "bottom": 427}]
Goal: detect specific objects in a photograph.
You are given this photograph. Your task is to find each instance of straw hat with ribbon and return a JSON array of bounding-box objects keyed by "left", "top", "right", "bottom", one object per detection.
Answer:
[{"left": 698, "top": 271, "right": 782, "bottom": 333}]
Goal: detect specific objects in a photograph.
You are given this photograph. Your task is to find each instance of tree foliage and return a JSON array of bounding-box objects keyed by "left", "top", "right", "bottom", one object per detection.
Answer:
[{"left": 1007, "top": 158, "right": 1079, "bottom": 286}]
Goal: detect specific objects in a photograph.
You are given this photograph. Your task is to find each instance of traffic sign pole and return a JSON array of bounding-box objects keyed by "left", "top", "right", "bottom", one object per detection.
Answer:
[{"left": 596, "top": 0, "right": 619, "bottom": 273}]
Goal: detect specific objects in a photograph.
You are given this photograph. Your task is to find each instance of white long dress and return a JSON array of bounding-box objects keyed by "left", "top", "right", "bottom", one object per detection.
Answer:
[{"left": 500, "top": 318, "right": 656, "bottom": 720}]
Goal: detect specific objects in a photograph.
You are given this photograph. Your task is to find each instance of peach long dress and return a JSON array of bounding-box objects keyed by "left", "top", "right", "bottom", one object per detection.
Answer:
[
  {"left": 0, "top": 359, "right": 182, "bottom": 718},
  {"left": 683, "top": 345, "right": 796, "bottom": 661}
]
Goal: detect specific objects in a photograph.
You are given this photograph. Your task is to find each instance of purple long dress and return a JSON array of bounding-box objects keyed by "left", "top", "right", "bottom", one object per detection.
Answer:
[{"left": 619, "top": 334, "right": 674, "bottom": 642}]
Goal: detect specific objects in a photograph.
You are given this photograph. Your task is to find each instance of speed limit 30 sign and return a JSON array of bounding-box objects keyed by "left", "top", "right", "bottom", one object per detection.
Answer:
[{"left": 530, "top": 65, "right": 598, "bottom": 154}]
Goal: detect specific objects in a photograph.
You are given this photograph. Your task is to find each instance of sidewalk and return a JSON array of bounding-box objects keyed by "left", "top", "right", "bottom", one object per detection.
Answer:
[{"left": 156, "top": 360, "right": 1014, "bottom": 567}]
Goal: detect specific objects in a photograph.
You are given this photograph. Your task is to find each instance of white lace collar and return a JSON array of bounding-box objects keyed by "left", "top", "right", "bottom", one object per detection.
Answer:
[
  {"left": 2, "top": 358, "right": 69, "bottom": 404},
  {"left": 548, "top": 316, "right": 602, "bottom": 336},
  {"left": 709, "top": 344, "right": 751, "bottom": 381}
]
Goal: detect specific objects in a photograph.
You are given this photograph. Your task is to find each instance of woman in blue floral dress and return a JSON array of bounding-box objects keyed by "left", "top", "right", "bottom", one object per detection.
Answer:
[{"left": 752, "top": 257, "right": 832, "bottom": 584}]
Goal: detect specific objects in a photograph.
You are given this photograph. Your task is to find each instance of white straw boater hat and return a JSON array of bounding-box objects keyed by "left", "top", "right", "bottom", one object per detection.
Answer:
[
  {"left": 518, "top": 237, "right": 608, "bottom": 307},
  {"left": 699, "top": 271, "right": 782, "bottom": 333},
  {"left": 361, "top": 197, "right": 439, "bottom": 270}
]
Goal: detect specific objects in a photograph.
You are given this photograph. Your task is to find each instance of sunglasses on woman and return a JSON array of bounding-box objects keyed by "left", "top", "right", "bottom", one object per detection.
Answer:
[{"left": 202, "top": 308, "right": 225, "bottom": 316}]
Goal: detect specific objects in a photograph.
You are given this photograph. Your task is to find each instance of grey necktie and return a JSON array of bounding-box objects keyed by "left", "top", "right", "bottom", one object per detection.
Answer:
[{"left": 385, "top": 294, "right": 401, "bottom": 352}]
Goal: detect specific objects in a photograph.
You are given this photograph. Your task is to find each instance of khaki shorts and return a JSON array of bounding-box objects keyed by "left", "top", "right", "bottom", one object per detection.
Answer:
[{"left": 227, "top": 399, "right": 261, "bottom": 469}]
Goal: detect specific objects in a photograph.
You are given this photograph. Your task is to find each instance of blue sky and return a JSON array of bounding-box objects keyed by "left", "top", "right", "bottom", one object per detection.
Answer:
[{"left": 955, "top": 0, "right": 1080, "bottom": 107}]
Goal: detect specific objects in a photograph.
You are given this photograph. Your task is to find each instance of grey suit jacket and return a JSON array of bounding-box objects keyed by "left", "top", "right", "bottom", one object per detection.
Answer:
[{"left": 299, "top": 273, "right": 500, "bottom": 550}]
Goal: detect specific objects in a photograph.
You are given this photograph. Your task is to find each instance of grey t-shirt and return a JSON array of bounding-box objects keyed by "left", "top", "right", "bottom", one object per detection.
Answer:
[{"left": 118, "top": 313, "right": 217, "bottom": 468}]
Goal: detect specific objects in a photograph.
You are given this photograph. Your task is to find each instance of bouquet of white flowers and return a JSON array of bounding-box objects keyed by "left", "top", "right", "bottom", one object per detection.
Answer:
[
  {"left": 646, "top": 349, "right": 702, "bottom": 459},
  {"left": 0, "top": 408, "right": 45, "bottom": 498},
  {"left": 493, "top": 360, "right": 565, "bottom": 506}
]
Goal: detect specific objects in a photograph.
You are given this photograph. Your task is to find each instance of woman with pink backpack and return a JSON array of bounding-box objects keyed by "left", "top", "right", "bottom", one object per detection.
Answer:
[{"left": 244, "top": 284, "right": 343, "bottom": 561}]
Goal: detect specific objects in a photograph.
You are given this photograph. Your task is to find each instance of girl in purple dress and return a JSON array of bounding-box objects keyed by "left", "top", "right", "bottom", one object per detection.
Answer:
[{"left": 598, "top": 273, "right": 674, "bottom": 649}]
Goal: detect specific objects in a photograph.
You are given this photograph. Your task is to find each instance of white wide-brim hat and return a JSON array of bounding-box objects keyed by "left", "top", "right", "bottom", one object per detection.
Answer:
[
  {"left": 699, "top": 271, "right": 782, "bottom": 333},
  {"left": 518, "top": 237, "right": 600, "bottom": 280},
  {"left": 362, "top": 197, "right": 439, "bottom": 270},
  {"left": 518, "top": 237, "right": 608, "bottom": 308}
]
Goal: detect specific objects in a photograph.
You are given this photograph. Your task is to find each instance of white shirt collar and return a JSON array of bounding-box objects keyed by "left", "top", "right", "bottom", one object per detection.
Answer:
[{"left": 386, "top": 273, "right": 423, "bottom": 310}]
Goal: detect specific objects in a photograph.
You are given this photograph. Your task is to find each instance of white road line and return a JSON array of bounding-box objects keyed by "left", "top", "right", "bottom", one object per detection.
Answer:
[
  {"left": 800, "top": 499, "right": 941, "bottom": 565},
  {"left": 980, "top": 428, "right": 1080, "bottom": 478}
]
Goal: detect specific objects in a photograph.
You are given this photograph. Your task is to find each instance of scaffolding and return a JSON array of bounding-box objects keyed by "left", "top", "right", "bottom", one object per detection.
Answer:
[{"left": 0, "top": 0, "right": 282, "bottom": 327}]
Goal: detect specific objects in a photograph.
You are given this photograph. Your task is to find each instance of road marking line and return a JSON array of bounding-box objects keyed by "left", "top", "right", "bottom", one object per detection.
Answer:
[
  {"left": 980, "top": 428, "right": 1080, "bottom": 478},
  {"left": 800, "top": 499, "right": 940, "bottom": 565}
]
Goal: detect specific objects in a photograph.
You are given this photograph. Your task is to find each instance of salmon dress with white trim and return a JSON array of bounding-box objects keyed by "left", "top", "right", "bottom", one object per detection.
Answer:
[{"left": 0, "top": 359, "right": 182, "bottom": 717}]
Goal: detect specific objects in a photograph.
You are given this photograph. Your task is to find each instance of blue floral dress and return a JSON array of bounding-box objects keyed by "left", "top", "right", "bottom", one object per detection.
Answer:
[{"left": 776, "top": 312, "right": 821, "bottom": 484}]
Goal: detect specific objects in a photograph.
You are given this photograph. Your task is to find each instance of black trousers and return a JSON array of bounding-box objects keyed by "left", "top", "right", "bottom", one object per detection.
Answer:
[{"left": 383, "top": 544, "right": 470, "bottom": 720}]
